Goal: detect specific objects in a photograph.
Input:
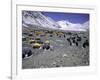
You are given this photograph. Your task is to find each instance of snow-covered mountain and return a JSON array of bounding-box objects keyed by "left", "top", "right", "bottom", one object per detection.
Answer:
[
  {"left": 22, "top": 11, "right": 89, "bottom": 31},
  {"left": 57, "top": 20, "right": 89, "bottom": 31},
  {"left": 22, "top": 11, "right": 61, "bottom": 29},
  {"left": 82, "top": 21, "right": 89, "bottom": 30}
]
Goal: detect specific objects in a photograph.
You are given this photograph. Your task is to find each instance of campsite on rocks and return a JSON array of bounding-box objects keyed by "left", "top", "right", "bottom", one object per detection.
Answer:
[{"left": 22, "top": 11, "right": 89, "bottom": 69}]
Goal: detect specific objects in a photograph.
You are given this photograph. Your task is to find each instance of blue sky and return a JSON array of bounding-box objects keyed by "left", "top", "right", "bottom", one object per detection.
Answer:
[{"left": 42, "top": 12, "right": 89, "bottom": 24}]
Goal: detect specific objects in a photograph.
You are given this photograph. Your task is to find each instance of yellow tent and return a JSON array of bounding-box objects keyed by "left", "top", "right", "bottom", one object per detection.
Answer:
[
  {"left": 29, "top": 40, "right": 36, "bottom": 44},
  {"left": 32, "top": 43, "right": 42, "bottom": 49},
  {"left": 45, "top": 40, "right": 50, "bottom": 44}
]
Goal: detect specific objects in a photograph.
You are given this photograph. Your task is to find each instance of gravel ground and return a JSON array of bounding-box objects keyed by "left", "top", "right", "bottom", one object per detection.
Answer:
[{"left": 22, "top": 30, "right": 89, "bottom": 69}]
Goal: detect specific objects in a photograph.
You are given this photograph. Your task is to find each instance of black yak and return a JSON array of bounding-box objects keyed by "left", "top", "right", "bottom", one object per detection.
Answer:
[
  {"left": 83, "top": 40, "right": 89, "bottom": 48},
  {"left": 42, "top": 43, "right": 50, "bottom": 50},
  {"left": 22, "top": 47, "right": 33, "bottom": 59}
]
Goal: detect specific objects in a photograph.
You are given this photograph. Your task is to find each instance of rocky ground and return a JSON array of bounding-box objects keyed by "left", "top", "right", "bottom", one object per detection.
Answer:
[{"left": 22, "top": 26, "right": 89, "bottom": 69}]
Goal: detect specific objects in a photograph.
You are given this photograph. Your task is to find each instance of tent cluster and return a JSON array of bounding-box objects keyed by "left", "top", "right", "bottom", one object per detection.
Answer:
[{"left": 22, "top": 30, "right": 89, "bottom": 59}]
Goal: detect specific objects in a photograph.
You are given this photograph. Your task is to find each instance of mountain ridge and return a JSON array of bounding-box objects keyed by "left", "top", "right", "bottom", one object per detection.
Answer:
[{"left": 22, "top": 11, "right": 89, "bottom": 32}]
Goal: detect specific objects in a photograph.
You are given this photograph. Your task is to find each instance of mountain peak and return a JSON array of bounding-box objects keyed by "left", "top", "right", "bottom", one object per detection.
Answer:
[
  {"left": 22, "top": 11, "right": 61, "bottom": 29},
  {"left": 57, "top": 20, "right": 89, "bottom": 31}
]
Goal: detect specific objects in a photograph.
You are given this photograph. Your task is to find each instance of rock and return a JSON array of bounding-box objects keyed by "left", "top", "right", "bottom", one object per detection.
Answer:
[
  {"left": 56, "top": 65, "right": 60, "bottom": 67},
  {"left": 52, "top": 61, "right": 56, "bottom": 65},
  {"left": 62, "top": 54, "right": 68, "bottom": 57}
]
